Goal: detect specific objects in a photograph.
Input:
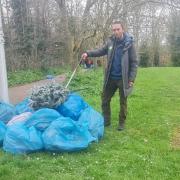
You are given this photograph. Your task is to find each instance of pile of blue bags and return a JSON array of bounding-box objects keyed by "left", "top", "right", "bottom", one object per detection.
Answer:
[{"left": 0, "top": 93, "right": 104, "bottom": 154}]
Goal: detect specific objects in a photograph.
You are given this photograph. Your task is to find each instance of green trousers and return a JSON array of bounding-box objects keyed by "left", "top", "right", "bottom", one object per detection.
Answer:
[{"left": 101, "top": 78, "right": 127, "bottom": 126}]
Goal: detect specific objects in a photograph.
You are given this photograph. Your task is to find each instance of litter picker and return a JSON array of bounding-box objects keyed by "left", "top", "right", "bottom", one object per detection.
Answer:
[{"left": 65, "top": 59, "right": 83, "bottom": 88}]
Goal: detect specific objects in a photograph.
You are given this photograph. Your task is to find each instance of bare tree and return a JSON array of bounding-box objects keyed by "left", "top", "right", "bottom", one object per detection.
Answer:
[{"left": 1, "top": 0, "right": 179, "bottom": 71}]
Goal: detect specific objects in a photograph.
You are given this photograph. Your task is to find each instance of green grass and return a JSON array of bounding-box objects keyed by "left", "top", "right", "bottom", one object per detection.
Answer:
[
  {"left": 8, "top": 66, "right": 70, "bottom": 87},
  {"left": 1, "top": 67, "right": 180, "bottom": 180}
]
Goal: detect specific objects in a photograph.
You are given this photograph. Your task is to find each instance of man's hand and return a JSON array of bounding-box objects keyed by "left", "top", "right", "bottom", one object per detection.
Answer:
[
  {"left": 81, "top": 53, "right": 88, "bottom": 60},
  {"left": 128, "top": 81, "right": 134, "bottom": 87}
]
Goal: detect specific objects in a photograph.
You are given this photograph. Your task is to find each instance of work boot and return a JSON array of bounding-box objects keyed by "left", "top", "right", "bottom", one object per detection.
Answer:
[
  {"left": 117, "top": 120, "right": 125, "bottom": 131},
  {"left": 117, "top": 123, "right": 124, "bottom": 131}
]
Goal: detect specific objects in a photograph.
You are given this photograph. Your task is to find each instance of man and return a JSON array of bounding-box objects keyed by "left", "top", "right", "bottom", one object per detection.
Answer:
[{"left": 82, "top": 21, "right": 138, "bottom": 131}]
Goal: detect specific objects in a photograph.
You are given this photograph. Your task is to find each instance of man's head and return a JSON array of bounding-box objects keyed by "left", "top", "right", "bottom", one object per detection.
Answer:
[{"left": 112, "top": 21, "right": 124, "bottom": 39}]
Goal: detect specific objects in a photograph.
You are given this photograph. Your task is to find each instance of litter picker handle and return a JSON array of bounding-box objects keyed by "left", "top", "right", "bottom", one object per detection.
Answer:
[{"left": 65, "top": 59, "right": 83, "bottom": 88}]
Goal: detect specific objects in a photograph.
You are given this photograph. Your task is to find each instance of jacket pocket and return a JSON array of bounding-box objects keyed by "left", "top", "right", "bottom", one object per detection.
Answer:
[{"left": 125, "top": 86, "right": 133, "bottom": 96}]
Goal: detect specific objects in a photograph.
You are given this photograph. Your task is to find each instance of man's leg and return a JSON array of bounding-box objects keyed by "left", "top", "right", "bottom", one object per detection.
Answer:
[
  {"left": 118, "top": 80, "right": 127, "bottom": 130},
  {"left": 101, "top": 79, "right": 117, "bottom": 126}
]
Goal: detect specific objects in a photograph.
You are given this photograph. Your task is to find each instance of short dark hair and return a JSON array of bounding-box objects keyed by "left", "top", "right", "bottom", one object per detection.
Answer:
[{"left": 112, "top": 20, "right": 125, "bottom": 30}]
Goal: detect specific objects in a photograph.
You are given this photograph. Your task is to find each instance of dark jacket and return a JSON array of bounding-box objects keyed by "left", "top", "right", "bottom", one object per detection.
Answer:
[{"left": 86, "top": 33, "right": 138, "bottom": 97}]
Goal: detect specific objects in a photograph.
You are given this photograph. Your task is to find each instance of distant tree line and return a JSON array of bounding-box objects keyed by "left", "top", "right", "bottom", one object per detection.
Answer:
[{"left": 0, "top": 0, "right": 180, "bottom": 72}]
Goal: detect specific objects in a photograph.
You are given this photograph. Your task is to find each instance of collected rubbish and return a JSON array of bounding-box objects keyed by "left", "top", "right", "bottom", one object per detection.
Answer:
[
  {"left": 56, "top": 93, "right": 88, "bottom": 121},
  {"left": 15, "top": 98, "right": 33, "bottom": 115},
  {"left": 7, "top": 112, "right": 32, "bottom": 126},
  {"left": 30, "top": 82, "right": 69, "bottom": 110},
  {"left": 0, "top": 93, "right": 104, "bottom": 154},
  {"left": 0, "top": 102, "right": 16, "bottom": 124},
  {"left": 0, "top": 121, "right": 6, "bottom": 145},
  {"left": 77, "top": 106, "right": 104, "bottom": 141},
  {"left": 3, "top": 122, "right": 43, "bottom": 154},
  {"left": 25, "top": 108, "right": 62, "bottom": 131},
  {"left": 42, "top": 117, "right": 95, "bottom": 152}
]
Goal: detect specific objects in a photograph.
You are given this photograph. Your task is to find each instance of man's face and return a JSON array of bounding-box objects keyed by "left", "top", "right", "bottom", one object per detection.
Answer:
[{"left": 112, "top": 24, "right": 124, "bottom": 38}]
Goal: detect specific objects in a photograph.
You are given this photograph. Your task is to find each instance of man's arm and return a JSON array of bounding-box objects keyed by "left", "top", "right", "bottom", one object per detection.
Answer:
[
  {"left": 86, "top": 42, "right": 108, "bottom": 57},
  {"left": 128, "top": 43, "right": 138, "bottom": 83},
  {"left": 81, "top": 39, "right": 109, "bottom": 60}
]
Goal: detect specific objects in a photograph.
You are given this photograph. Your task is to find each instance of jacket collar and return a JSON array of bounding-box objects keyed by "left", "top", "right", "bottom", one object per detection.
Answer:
[{"left": 110, "top": 33, "right": 133, "bottom": 51}]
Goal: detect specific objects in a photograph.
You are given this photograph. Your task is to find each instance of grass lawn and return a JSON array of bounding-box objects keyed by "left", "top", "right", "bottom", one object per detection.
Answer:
[{"left": 0, "top": 67, "right": 180, "bottom": 180}]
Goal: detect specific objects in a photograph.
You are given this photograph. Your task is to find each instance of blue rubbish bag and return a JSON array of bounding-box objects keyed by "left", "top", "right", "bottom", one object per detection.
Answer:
[
  {"left": 56, "top": 93, "right": 88, "bottom": 121},
  {"left": 0, "top": 121, "right": 6, "bottom": 146},
  {"left": 0, "top": 102, "right": 16, "bottom": 124},
  {"left": 42, "top": 117, "right": 95, "bottom": 152},
  {"left": 3, "top": 122, "right": 43, "bottom": 154},
  {"left": 25, "top": 108, "right": 62, "bottom": 131},
  {"left": 15, "top": 98, "right": 34, "bottom": 115},
  {"left": 77, "top": 107, "right": 104, "bottom": 141}
]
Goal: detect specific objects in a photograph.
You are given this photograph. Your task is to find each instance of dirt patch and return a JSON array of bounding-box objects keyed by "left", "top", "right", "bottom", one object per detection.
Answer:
[{"left": 171, "top": 127, "right": 180, "bottom": 150}]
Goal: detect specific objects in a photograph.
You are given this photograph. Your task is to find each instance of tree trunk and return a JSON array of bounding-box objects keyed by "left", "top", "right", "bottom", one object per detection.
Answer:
[{"left": 55, "top": 0, "right": 73, "bottom": 66}]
